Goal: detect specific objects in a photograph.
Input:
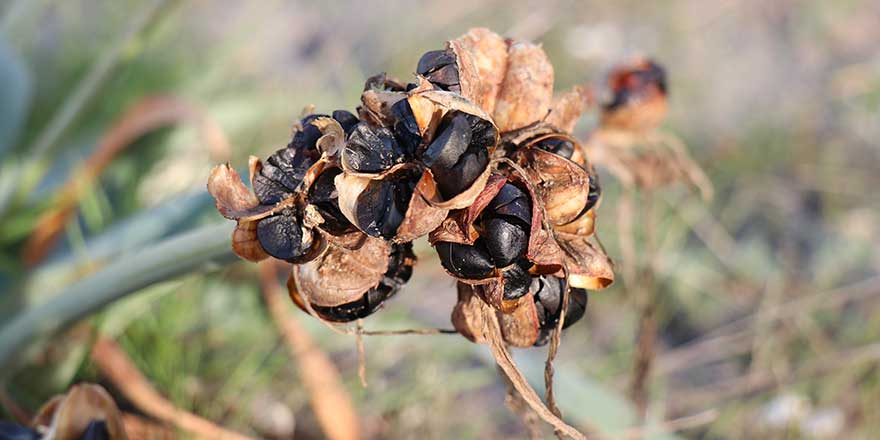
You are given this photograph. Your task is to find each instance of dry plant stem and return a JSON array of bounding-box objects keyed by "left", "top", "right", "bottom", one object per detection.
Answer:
[
  {"left": 610, "top": 409, "right": 718, "bottom": 440},
  {"left": 121, "top": 412, "right": 177, "bottom": 440},
  {"left": 258, "top": 262, "right": 361, "bottom": 440},
  {"left": 501, "top": 367, "right": 543, "bottom": 440},
  {"left": 628, "top": 193, "right": 660, "bottom": 433},
  {"left": 545, "top": 267, "right": 571, "bottom": 440},
  {"left": 356, "top": 319, "right": 368, "bottom": 388},
  {"left": 90, "top": 335, "right": 254, "bottom": 440},
  {"left": 480, "top": 302, "right": 591, "bottom": 440}
]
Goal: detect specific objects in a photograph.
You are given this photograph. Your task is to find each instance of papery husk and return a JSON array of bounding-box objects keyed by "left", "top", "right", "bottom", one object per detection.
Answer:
[
  {"left": 553, "top": 207, "right": 596, "bottom": 236},
  {"left": 545, "top": 85, "right": 591, "bottom": 133},
  {"left": 359, "top": 89, "right": 407, "bottom": 128},
  {"left": 514, "top": 147, "right": 592, "bottom": 226},
  {"left": 555, "top": 234, "right": 614, "bottom": 290},
  {"left": 452, "top": 282, "right": 540, "bottom": 348},
  {"left": 231, "top": 219, "right": 269, "bottom": 262},
  {"left": 394, "top": 169, "right": 449, "bottom": 242},
  {"left": 449, "top": 27, "right": 509, "bottom": 115},
  {"left": 492, "top": 42, "right": 554, "bottom": 132},
  {"left": 311, "top": 117, "right": 346, "bottom": 158},
  {"left": 429, "top": 173, "right": 506, "bottom": 245},
  {"left": 207, "top": 163, "right": 275, "bottom": 220},
  {"left": 32, "top": 383, "right": 128, "bottom": 440},
  {"left": 292, "top": 233, "right": 390, "bottom": 307},
  {"left": 498, "top": 294, "right": 541, "bottom": 348}
]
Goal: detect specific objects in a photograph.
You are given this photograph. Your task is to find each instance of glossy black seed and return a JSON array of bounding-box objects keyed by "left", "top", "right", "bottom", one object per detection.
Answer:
[
  {"left": 344, "top": 124, "right": 407, "bottom": 173},
  {"left": 416, "top": 49, "right": 456, "bottom": 75},
  {"left": 433, "top": 146, "right": 488, "bottom": 199},
  {"left": 308, "top": 168, "right": 354, "bottom": 235},
  {"left": 423, "top": 112, "right": 471, "bottom": 169},
  {"left": 426, "top": 63, "right": 460, "bottom": 88},
  {"left": 253, "top": 173, "right": 291, "bottom": 205},
  {"left": 486, "top": 183, "right": 532, "bottom": 225},
  {"left": 332, "top": 110, "right": 360, "bottom": 136},
  {"left": 586, "top": 174, "right": 601, "bottom": 212},
  {"left": 435, "top": 239, "right": 495, "bottom": 279},
  {"left": 353, "top": 175, "right": 417, "bottom": 239},
  {"left": 391, "top": 99, "right": 421, "bottom": 157},
  {"left": 465, "top": 114, "right": 497, "bottom": 150},
  {"left": 81, "top": 420, "right": 110, "bottom": 440},
  {"left": 405, "top": 82, "right": 418, "bottom": 91},
  {"left": 483, "top": 217, "right": 529, "bottom": 267},
  {"left": 502, "top": 261, "right": 532, "bottom": 300},
  {"left": 383, "top": 243, "right": 416, "bottom": 287},
  {"left": 293, "top": 114, "right": 329, "bottom": 150},
  {"left": 563, "top": 288, "right": 589, "bottom": 329},
  {"left": 536, "top": 138, "right": 575, "bottom": 159},
  {"left": 0, "top": 421, "right": 40, "bottom": 440},
  {"left": 257, "top": 211, "right": 306, "bottom": 261}
]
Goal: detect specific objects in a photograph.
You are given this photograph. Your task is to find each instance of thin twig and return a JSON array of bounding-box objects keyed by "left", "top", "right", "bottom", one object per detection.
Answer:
[{"left": 356, "top": 319, "right": 368, "bottom": 388}]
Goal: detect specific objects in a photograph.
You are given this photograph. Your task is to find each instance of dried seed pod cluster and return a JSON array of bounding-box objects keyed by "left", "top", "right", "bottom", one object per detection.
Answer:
[{"left": 208, "top": 28, "right": 617, "bottom": 347}]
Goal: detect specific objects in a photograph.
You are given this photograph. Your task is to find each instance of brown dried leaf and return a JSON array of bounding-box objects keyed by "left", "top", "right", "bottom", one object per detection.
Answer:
[
  {"left": 207, "top": 164, "right": 267, "bottom": 219},
  {"left": 515, "top": 147, "right": 591, "bottom": 226},
  {"left": 493, "top": 42, "right": 554, "bottom": 132},
  {"left": 293, "top": 235, "right": 390, "bottom": 307},
  {"left": 450, "top": 27, "right": 509, "bottom": 114},
  {"left": 33, "top": 384, "right": 128, "bottom": 440},
  {"left": 545, "top": 85, "right": 591, "bottom": 133},
  {"left": 557, "top": 235, "right": 615, "bottom": 290},
  {"left": 312, "top": 117, "right": 346, "bottom": 158},
  {"left": 232, "top": 220, "right": 269, "bottom": 262},
  {"left": 394, "top": 170, "right": 449, "bottom": 243}
]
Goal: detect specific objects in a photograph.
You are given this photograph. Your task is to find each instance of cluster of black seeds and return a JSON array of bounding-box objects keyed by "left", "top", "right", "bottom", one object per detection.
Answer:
[
  {"left": 436, "top": 182, "right": 534, "bottom": 300},
  {"left": 417, "top": 49, "right": 460, "bottom": 93}
]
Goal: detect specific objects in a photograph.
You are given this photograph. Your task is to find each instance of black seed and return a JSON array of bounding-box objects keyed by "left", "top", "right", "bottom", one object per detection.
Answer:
[
  {"left": 563, "top": 288, "right": 589, "bottom": 329},
  {"left": 483, "top": 217, "right": 529, "bottom": 267},
  {"left": 536, "top": 138, "right": 574, "bottom": 159},
  {"left": 257, "top": 211, "right": 306, "bottom": 261},
  {"left": 344, "top": 124, "right": 407, "bottom": 173},
  {"left": 426, "top": 64, "right": 460, "bottom": 89},
  {"left": 391, "top": 99, "right": 421, "bottom": 157},
  {"left": 384, "top": 243, "right": 416, "bottom": 287},
  {"left": 294, "top": 114, "right": 328, "bottom": 150},
  {"left": 502, "top": 261, "right": 531, "bottom": 300},
  {"left": 465, "top": 114, "right": 497, "bottom": 150},
  {"left": 253, "top": 173, "right": 291, "bottom": 205},
  {"left": 423, "top": 112, "right": 471, "bottom": 169},
  {"left": 80, "top": 420, "right": 110, "bottom": 440},
  {"left": 353, "top": 175, "right": 416, "bottom": 239},
  {"left": 332, "top": 110, "right": 360, "bottom": 136},
  {"left": 416, "top": 49, "right": 457, "bottom": 75},
  {"left": 354, "top": 179, "right": 393, "bottom": 237},
  {"left": 586, "top": 174, "right": 601, "bottom": 212},
  {"left": 434, "top": 146, "right": 488, "bottom": 199},
  {"left": 405, "top": 82, "right": 418, "bottom": 91},
  {"left": 435, "top": 240, "right": 495, "bottom": 279},
  {"left": 486, "top": 183, "right": 532, "bottom": 226},
  {"left": 308, "top": 168, "right": 354, "bottom": 235}
]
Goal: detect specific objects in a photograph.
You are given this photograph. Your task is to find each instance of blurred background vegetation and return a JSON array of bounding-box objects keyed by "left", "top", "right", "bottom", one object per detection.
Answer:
[{"left": 1, "top": 0, "right": 879, "bottom": 438}]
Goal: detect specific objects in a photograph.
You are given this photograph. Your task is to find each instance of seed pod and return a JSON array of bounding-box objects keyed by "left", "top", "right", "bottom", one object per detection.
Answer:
[
  {"left": 31, "top": 384, "right": 127, "bottom": 440},
  {"left": 289, "top": 242, "right": 415, "bottom": 322},
  {"left": 492, "top": 41, "right": 554, "bottom": 132},
  {"left": 601, "top": 57, "right": 668, "bottom": 133}
]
